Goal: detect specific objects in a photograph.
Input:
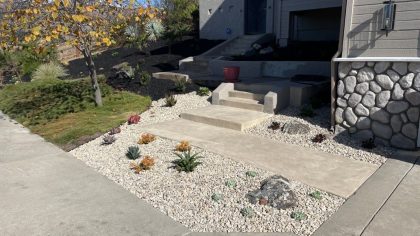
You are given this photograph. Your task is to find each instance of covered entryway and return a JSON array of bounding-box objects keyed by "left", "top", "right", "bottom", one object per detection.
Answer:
[{"left": 245, "top": 0, "right": 267, "bottom": 35}]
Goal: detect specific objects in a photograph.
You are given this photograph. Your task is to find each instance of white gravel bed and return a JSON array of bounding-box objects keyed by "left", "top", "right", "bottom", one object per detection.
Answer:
[
  {"left": 245, "top": 106, "right": 393, "bottom": 166},
  {"left": 70, "top": 92, "right": 345, "bottom": 235}
]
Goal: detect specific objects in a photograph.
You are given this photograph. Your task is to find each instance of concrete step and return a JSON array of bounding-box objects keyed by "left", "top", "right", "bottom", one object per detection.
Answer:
[
  {"left": 219, "top": 97, "right": 264, "bottom": 112},
  {"left": 180, "top": 105, "right": 271, "bottom": 131},
  {"left": 228, "top": 90, "right": 264, "bottom": 101}
]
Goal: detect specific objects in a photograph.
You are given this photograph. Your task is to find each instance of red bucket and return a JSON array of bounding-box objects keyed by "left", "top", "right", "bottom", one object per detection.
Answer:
[{"left": 224, "top": 66, "right": 240, "bottom": 82}]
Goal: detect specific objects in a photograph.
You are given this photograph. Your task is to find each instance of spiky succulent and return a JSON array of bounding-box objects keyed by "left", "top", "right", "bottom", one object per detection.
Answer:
[
  {"left": 240, "top": 207, "right": 254, "bottom": 218},
  {"left": 102, "top": 135, "right": 116, "bottom": 145},
  {"left": 291, "top": 211, "right": 307, "bottom": 221},
  {"left": 126, "top": 146, "right": 140, "bottom": 160},
  {"left": 172, "top": 150, "right": 203, "bottom": 172}
]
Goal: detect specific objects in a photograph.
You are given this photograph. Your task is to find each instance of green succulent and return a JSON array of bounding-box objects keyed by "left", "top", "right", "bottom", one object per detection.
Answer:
[
  {"left": 211, "top": 193, "right": 223, "bottom": 203},
  {"left": 165, "top": 94, "right": 177, "bottom": 107},
  {"left": 197, "top": 87, "right": 210, "bottom": 96},
  {"left": 225, "top": 179, "right": 237, "bottom": 188},
  {"left": 309, "top": 191, "right": 322, "bottom": 200},
  {"left": 240, "top": 207, "right": 254, "bottom": 218},
  {"left": 245, "top": 171, "right": 258, "bottom": 178},
  {"left": 291, "top": 211, "right": 307, "bottom": 221},
  {"left": 172, "top": 150, "right": 203, "bottom": 172},
  {"left": 126, "top": 146, "right": 140, "bottom": 160}
]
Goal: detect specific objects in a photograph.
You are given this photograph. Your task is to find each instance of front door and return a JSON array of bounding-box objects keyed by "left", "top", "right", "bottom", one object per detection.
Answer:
[{"left": 245, "top": 0, "right": 267, "bottom": 35}]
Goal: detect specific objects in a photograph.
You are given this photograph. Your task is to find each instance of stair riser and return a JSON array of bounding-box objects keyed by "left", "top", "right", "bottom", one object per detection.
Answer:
[
  {"left": 228, "top": 91, "right": 264, "bottom": 101},
  {"left": 180, "top": 113, "right": 243, "bottom": 131},
  {"left": 219, "top": 100, "right": 264, "bottom": 112}
]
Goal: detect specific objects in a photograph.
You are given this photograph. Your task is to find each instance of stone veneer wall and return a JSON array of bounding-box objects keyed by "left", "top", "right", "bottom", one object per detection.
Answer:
[{"left": 335, "top": 61, "right": 420, "bottom": 150}]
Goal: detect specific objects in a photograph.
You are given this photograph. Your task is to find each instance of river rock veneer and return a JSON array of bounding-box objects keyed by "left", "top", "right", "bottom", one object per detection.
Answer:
[{"left": 336, "top": 62, "right": 420, "bottom": 149}]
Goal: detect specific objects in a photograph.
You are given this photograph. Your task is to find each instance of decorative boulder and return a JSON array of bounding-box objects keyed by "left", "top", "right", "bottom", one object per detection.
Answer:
[
  {"left": 246, "top": 175, "right": 297, "bottom": 210},
  {"left": 282, "top": 121, "right": 310, "bottom": 135}
]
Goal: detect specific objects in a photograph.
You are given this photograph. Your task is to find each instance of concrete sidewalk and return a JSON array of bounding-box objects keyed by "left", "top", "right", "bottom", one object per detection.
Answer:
[
  {"left": 314, "top": 152, "right": 420, "bottom": 236},
  {"left": 143, "top": 119, "right": 378, "bottom": 198}
]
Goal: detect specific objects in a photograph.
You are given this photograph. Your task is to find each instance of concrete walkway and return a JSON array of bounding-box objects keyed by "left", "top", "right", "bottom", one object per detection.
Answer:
[
  {"left": 314, "top": 152, "right": 420, "bottom": 236},
  {"left": 143, "top": 119, "right": 378, "bottom": 198}
]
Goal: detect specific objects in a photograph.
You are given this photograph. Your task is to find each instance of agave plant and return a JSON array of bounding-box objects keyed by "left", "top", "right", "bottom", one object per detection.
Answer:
[
  {"left": 126, "top": 146, "right": 140, "bottom": 160},
  {"left": 172, "top": 150, "right": 203, "bottom": 173}
]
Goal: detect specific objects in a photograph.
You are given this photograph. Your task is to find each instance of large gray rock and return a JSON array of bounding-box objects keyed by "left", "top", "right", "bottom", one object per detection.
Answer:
[
  {"left": 353, "top": 130, "right": 373, "bottom": 140},
  {"left": 355, "top": 82, "right": 369, "bottom": 95},
  {"left": 370, "top": 107, "right": 390, "bottom": 123},
  {"left": 337, "top": 97, "right": 347, "bottom": 107},
  {"left": 374, "top": 62, "right": 390, "bottom": 74},
  {"left": 408, "top": 63, "right": 420, "bottom": 73},
  {"left": 282, "top": 121, "right": 310, "bottom": 135},
  {"left": 372, "top": 121, "right": 393, "bottom": 139},
  {"left": 387, "top": 70, "right": 400, "bottom": 82},
  {"left": 391, "top": 134, "right": 416, "bottom": 150},
  {"left": 362, "top": 91, "right": 376, "bottom": 108},
  {"left": 335, "top": 107, "right": 344, "bottom": 124},
  {"left": 348, "top": 93, "right": 362, "bottom": 108},
  {"left": 392, "top": 62, "right": 408, "bottom": 75},
  {"left": 355, "top": 103, "right": 369, "bottom": 116},
  {"left": 246, "top": 175, "right": 297, "bottom": 210},
  {"left": 392, "top": 83, "right": 404, "bottom": 100},
  {"left": 337, "top": 80, "right": 345, "bottom": 97},
  {"left": 407, "top": 107, "right": 419, "bottom": 123},
  {"left": 369, "top": 81, "right": 382, "bottom": 93},
  {"left": 376, "top": 91, "right": 391, "bottom": 108},
  {"left": 391, "top": 115, "right": 403, "bottom": 132},
  {"left": 356, "top": 117, "right": 371, "bottom": 129},
  {"left": 344, "top": 107, "right": 358, "bottom": 125},
  {"left": 386, "top": 101, "right": 409, "bottom": 114},
  {"left": 339, "top": 63, "right": 352, "bottom": 79},
  {"left": 344, "top": 76, "right": 357, "bottom": 93},
  {"left": 357, "top": 67, "right": 375, "bottom": 83},
  {"left": 402, "top": 123, "right": 417, "bottom": 139},
  {"left": 399, "top": 73, "right": 415, "bottom": 89},
  {"left": 405, "top": 88, "right": 420, "bottom": 106},
  {"left": 413, "top": 73, "right": 420, "bottom": 91},
  {"left": 376, "top": 74, "right": 394, "bottom": 90},
  {"left": 352, "top": 62, "right": 365, "bottom": 69}
]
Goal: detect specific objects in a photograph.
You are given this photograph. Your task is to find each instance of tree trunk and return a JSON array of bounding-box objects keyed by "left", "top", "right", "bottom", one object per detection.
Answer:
[{"left": 82, "top": 48, "right": 103, "bottom": 107}]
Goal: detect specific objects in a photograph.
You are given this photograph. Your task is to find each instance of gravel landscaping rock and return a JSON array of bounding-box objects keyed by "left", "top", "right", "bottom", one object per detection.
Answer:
[
  {"left": 70, "top": 92, "right": 346, "bottom": 236},
  {"left": 246, "top": 106, "right": 391, "bottom": 165}
]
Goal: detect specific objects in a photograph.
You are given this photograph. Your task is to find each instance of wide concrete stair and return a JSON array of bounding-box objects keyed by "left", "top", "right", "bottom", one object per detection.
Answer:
[{"left": 221, "top": 35, "right": 263, "bottom": 56}]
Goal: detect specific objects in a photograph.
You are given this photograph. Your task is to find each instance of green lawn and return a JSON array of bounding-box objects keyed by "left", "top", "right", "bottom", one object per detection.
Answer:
[{"left": 0, "top": 78, "right": 151, "bottom": 149}]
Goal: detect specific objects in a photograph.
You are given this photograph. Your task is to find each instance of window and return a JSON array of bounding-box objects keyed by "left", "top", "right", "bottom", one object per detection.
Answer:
[{"left": 382, "top": 1, "right": 396, "bottom": 31}]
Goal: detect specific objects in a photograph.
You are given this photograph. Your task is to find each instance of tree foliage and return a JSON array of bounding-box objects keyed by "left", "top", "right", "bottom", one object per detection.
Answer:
[{"left": 0, "top": 0, "right": 156, "bottom": 106}]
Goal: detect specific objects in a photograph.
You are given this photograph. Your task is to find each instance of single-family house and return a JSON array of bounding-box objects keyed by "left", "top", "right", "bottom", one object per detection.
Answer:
[{"left": 191, "top": 0, "right": 420, "bottom": 150}]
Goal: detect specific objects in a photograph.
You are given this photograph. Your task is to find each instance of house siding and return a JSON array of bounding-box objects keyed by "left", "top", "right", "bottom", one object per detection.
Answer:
[
  {"left": 274, "top": 0, "right": 342, "bottom": 46},
  {"left": 344, "top": 0, "right": 420, "bottom": 57}
]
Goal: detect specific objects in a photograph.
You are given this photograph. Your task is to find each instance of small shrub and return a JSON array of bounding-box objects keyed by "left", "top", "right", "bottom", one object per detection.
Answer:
[
  {"left": 225, "top": 179, "right": 237, "bottom": 188},
  {"left": 139, "top": 71, "right": 151, "bottom": 86},
  {"left": 102, "top": 135, "right": 116, "bottom": 145},
  {"left": 128, "top": 114, "right": 141, "bottom": 125},
  {"left": 109, "top": 127, "right": 121, "bottom": 135},
  {"left": 138, "top": 133, "right": 156, "bottom": 144},
  {"left": 32, "top": 62, "right": 68, "bottom": 81},
  {"left": 268, "top": 121, "right": 281, "bottom": 130},
  {"left": 130, "top": 156, "right": 155, "bottom": 174},
  {"left": 300, "top": 105, "right": 315, "bottom": 117},
  {"left": 140, "top": 156, "right": 155, "bottom": 170},
  {"left": 175, "top": 140, "right": 191, "bottom": 152},
  {"left": 197, "top": 87, "right": 210, "bottom": 96},
  {"left": 165, "top": 94, "right": 177, "bottom": 107},
  {"left": 309, "top": 191, "right": 322, "bottom": 200},
  {"left": 291, "top": 211, "right": 307, "bottom": 221},
  {"left": 126, "top": 146, "right": 140, "bottom": 160},
  {"left": 172, "top": 150, "right": 203, "bottom": 172},
  {"left": 111, "top": 51, "right": 119, "bottom": 57},
  {"left": 211, "top": 193, "right": 223, "bottom": 203},
  {"left": 245, "top": 171, "right": 258, "bottom": 178},
  {"left": 240, "top": 207, "right": 254, "bottom": 218},
  {"left": 174, "top": 77, "right": 187, "bottom": 93},
  {"left": 362, "top": 138, "right": 376, "bottom": 149},
  {"left": 312, "top": 134, "right": 327, "bottom": 143}
]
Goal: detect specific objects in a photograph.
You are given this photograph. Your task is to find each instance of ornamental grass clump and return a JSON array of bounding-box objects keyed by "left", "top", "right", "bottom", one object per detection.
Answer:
[
  {"left": 165, "top": 93, "right": 177, "bottom": 107},
  {"left": 130, "top": 156, "right": 155, "bottom": 174},
  {"left": 31, "top": 62, "right": 68, "bottom": 81},
  {"left": 174, "top": 77, "right": 187, "bottom": 93},
  {"left": 138, "top": 133, "right": 156, "bottom": 144},
  {"left": 126, "top": 146, "right": 140, "bottom": 160},
  {"left": 172, "top": 150, "right": 203, "bottom": 173},
  {"left": 197, "top": 87, "right": 210, "bottom": 96},
  {"left": 175, "top": 140, "right": 191, "bottom": 152}
]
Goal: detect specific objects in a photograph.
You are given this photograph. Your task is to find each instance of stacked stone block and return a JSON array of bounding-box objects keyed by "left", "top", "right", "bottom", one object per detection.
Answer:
[{"left": 336, "top": 61, "right": 420, "bottom": 149}]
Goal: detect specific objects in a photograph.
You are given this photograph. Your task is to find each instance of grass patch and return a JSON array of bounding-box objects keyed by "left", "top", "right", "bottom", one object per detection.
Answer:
[{"left": 0, "top": 78, "right": 151, "bottom": 149}]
